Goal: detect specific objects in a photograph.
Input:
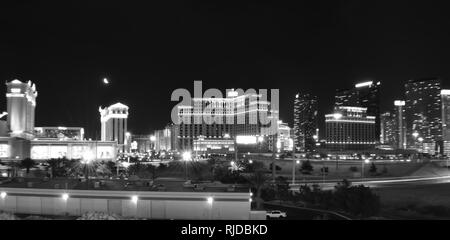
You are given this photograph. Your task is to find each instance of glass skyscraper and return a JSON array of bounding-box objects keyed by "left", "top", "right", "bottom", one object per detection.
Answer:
[
  {"left": 293, "top": 93, "right": 318, "bottom": 152},
  {"left": 404, "top": 78, "right": 442, "bottom": 153}
]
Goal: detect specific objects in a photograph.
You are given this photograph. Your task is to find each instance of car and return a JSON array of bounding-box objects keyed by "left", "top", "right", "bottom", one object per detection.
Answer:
[{"left": 266, "top": 210, "right": 287, "bottom": 219}]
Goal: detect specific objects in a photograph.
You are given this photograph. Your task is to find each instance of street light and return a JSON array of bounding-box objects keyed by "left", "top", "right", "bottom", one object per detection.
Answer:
[
  {"left": 62, "top": 193, "right": 69, "bottom": 201},
  {"left": 0, "top": 191, "right": 6, "bottom": 199},
  {"left": 362, "top": 158, "right": 370, "bottom": 178},
  {"left": 82, "top": 152, "right": 94, "bottom": 189},
  {"left": 131, "top": 195, "right": 138, "bottom": 204},
  {"left": 183, "top": 151, "right": 192, "bottom": 180}
]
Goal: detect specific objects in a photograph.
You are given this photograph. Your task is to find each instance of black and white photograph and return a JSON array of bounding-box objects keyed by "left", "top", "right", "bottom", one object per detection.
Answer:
[{"left": 1, "top": 0, "right": 450, "bottom": 231}]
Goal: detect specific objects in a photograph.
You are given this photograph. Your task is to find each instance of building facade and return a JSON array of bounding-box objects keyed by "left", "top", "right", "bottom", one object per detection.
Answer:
[
  {"left": 99, "top": 103, "right": 129, "bottom": 151},
  {"left": 380, "top": 111, "right": 396, "bottom": 147},
  {"left": 442, "top": 90, "right": 450, "bottom": 156},
  {"left": 175, "top": 89, "right": 277, "bottom": 151},
  {"left": 6, "top": 80, "right": 37, "bottom": 140},
  {"left": 34, "top": 127, "right": 85, "bottom": 141},
  {"left": 325, "top": 106, "right": 376, "bottom": 150},
  {"left": 405, "top": 78, "right": 442, "bottom": 154},
  {"left": 293, "top": 93, "right": 318, "bottom": 152},
  {"left": 335, "top": 81, "right": 381, "bottom": 142},
  {"left": 394, "top": 100, "right": 407, "bottom": 150}
]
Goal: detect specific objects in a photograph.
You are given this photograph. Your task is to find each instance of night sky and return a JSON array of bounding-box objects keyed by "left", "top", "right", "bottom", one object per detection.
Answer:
[{"left": 1, "top": 1, "right": 450, "bottom": 139}]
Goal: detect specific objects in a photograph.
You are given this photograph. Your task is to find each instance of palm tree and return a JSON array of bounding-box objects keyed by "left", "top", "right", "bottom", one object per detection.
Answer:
[
  {"left": 245, "top": 168, "right": 270, "bottom": 210},
  {"left": 21, "top": 158, "right": 36, "bottom": 175}
]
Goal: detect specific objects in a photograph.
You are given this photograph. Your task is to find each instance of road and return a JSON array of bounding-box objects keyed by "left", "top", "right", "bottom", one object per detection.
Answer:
[
  {"left": 264, "top": 203, "right": 351, "bottom": 220},
  {"left": 290, "top": 175, "right": 450, "bottom": 191}
]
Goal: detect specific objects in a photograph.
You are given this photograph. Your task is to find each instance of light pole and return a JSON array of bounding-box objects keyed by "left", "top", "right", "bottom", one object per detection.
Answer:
[
  {"left": 362, "top": 158, "right": 370, "bottom": 179},
  {"left": 292, "top": 160, "right": 300, "bottom": 185},
  {"left": 82, "top": 152, "right": 94, "bottom": 189},
  {"left": 183, "top": 151, "right": 192, "bottom": 181}
]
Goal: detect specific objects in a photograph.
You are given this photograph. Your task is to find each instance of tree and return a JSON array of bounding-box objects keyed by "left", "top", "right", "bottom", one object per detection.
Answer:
[
  {"left": 245, "top": 168, "right": 270, "bottom": 210},
  {"left": 300, "top": 160, "right": 313, "bottom": 174},
  {"left": 20, "top": 158, "right": 36, "bottom": 175},
  {"left": 46, "top": 159, "right": 60, "bottom": 178}
]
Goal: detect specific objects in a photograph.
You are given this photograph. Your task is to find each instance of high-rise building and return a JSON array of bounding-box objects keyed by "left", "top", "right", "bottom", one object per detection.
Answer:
[
  {"left": 175, "top": 89, "right": 277, "bottom": 151},
  {"left": 405, "top": 78, "right": 442, "bottom": 153},
  {"left": 335, "top": 81, "right": 381, "bottom": 142},
  {"left": 394, "top": 100, "right": 407, "bottom": 150},
  {"left": 276, "top": 120, "right": 294, "bottom": 152},
  {"left": 154, "top": 126, "right": 173, "bottom": 152},
  {"left": 442, "top": 90, "right": 450, "bottom": 156},
  {"left": 325, "top": 106, "right": 376, "bottom": 150},
  {"left": 6, "top": 80, "right": 37, "bottom": 140},
  {"left": 380, "top": 112, "right": 396, "bottom": 147},
  {"left": 99, "top": 103, "right": 129, "bottom": 151},
  {"left": 293, "top": 93, "right": 318, "bottom": 152}
]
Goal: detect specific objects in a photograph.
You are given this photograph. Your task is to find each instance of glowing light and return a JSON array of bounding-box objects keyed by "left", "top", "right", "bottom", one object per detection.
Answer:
[
  {"left": 82, "top": 152, "right": 94, "bottom": 164},
  {"left": 355, "top": 81, "right": 373, "bottom": 88},
  {"left": 249, "top": 160, "right": 253, "bottom": 164},
  {"left": 10, "top": 88, "right": 21, "bottom": 93},
  {"left": 0, "top": 192, "right": 6, "bottom": 199},
  {"left": 296, "top": 160, "right": 300, "bottom": 164},
  {"left": 150, "top": 136, "right": 156, "bottom": 141},
  {"left": 418, "top": 137, "right": 424, "bottom": 142},
  {"left": 182, "top": 151, "right": 192, "bottom": 161},
  {"left": 103, "top": 78, "right": 109, "bottom": 84},
  {"left": 441, "top": 89, "right": 450, "bottom": 95},
  {"left": 249, "top": 198, "right": 252, "bottom": 202},
  {"left": 364, "top": 159, "right": 370, "bottom": 164},
  {"left": 412, "top": 132, "right": 419, "bottom": 138},
  {"left": 333, "top": 113, "right": 342, "bottom": 119},
  {"left": 207, "top": 197, "right": 214, "bottom": 205},
  {"left": 230, "top": 161, "right": 235, "bottom": 166},
  {"left": 258, "top": 136, "right": 264, "bottom": 142},
  {"left": 394, "top": 100, "right": 405, "bottom": 106},
  {"left": 131, "top": 195, "right": 138, "bottom": 204},
  {"left": 62, "top": 193, "right": 69, "bottom": 201},
  {"left": 1, "top": 173, "right": 7, "bottom": 177},
  {"left": 223, "top": 133, "right": 231, "bottom": 139},
  {"left": 236, "top": 136, "right": 257, "bottom": 145}
]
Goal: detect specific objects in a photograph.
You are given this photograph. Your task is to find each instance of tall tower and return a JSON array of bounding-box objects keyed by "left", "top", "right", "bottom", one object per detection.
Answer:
[
  {"left": 6, "top": 79, "right": 37, "bottom": 140},
  {"left": 335, "top": 81, "right": 381, "bottom": 142},
  {"left": 442, "top": 90, "right": 450, "bottom": 156},
  {"left": 294, "top": 93, "right": 318, "bottom": 152},
  {"left": 99, "top": 103, "right": 129, "bottom": 151},
  {"left": 405, "top": 78, "right": 442, "bottom": 152},
  {"left": 394, "top": 100, "right": 406, "bottom": 149}
]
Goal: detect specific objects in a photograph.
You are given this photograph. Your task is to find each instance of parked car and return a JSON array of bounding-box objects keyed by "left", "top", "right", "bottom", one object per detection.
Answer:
[{"left": 266, "top": 210, "right": 287, "bottom": 219}]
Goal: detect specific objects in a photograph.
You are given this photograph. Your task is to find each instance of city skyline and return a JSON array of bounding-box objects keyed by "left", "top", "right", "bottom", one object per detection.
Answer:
[{"left": 2, "top": 2, "right": 450, "bottom": 138}]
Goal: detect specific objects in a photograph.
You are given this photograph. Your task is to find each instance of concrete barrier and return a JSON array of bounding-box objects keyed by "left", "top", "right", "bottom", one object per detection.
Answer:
[{"left": 0, "top": 188, "right": 252, "bottom": 220}]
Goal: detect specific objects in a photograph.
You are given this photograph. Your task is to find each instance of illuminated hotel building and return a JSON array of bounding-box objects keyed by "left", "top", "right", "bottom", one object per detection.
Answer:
[
  {"left": 442, "top": 90, "right": 450, "bottom": 156},
  {"left": 293, "top": 93, "right": 318, "bottom": 152},
  {"left": 276, "top": 120, "right": 294, "bottom": 152},
  {"left": 99, "top": 103, "right": 129, "bottom": 151},
  {"left": 0, "top": 80, "right": 118, "bottom": 162},
  {"left": 325, "top": 106, "right": 376, "bottom": 150},
  {"left": 394, "top": 100, "right": 407, "bottom": 149},
  {"left": 6, "top": 79, "right": 37, "bottom": 140},
  {"left": 405, "top": 78, "right": 442, "bottom": 153},
  {"left": 335, "top": 81, "right": 381, "bottom": 142},
  {"left": 176, "top": 89, "right": 277, "bottom": 151}
]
